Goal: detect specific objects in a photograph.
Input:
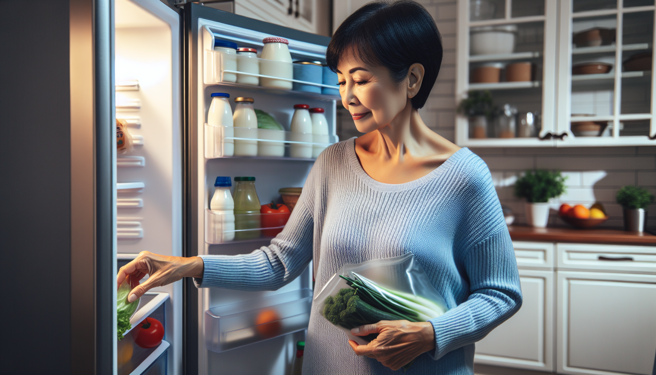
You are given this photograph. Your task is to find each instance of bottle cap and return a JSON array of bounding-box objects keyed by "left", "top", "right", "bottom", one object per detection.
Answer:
[
  {"left": 294, "top": 104, "right": 310, "bottom": 110},
  {"left": 297, "top": 341, "right": 305, "bottom": 350},
  {"left": 309, "top": 108, "right": 325, "bottom": 113},
  {"left": 234, "top": 176, "right": 256, "bottom": 181},
  {"left": 214, "top": 176, "right": 232, "bottom": 187},
  {"left": 214, "top": 39, "right": 238, "bottom": 50},
  {"left": 211, "top": 93, "right": 230, "bottom": 98},
  {"left": 237, "top": 47, "right": 257, "bottom": 53},
  {"left": 263, "top": 37, "right": 289, "bottom": 45},
  {"left": 235, "top": 97, "right": 255, "bottom": 103}
]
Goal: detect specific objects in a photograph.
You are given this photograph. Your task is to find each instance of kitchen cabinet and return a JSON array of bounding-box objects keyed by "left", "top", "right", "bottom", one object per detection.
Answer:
[
  {"left": 332, "top": 0, "right": 372, "bottom": 34},
  {"left": 456, "top": 0, "right": 656, "bottom": 147},
  {"left": 234, "top": 0, "right": 330, "bottom": 36}
]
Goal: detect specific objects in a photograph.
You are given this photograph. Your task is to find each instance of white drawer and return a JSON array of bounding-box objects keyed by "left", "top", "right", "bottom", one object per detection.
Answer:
[
  {"left": 557, "top": 243, "right": 656, "bottom": 274},
  {"left": 512, "top": 241, "right": 555, "bottom": 270}
]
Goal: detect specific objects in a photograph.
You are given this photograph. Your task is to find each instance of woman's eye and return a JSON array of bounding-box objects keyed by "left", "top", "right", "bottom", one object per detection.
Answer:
[
  {"left": 355, "top": 81, "right": 367, "bottom": 85},
  {"left": 337, "top": 81, "right": 345, "bottom": 86}
]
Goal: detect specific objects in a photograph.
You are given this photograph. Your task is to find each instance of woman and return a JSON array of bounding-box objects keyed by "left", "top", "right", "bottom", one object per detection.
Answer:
[{"left": 117, "top": 1, "right": 522, "bottom": 373}]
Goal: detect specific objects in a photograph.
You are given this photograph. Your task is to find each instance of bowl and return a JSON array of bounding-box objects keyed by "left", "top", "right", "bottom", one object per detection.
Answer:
[
  {"left": 572, "top": 62, "right": 613, "bottom": 75},
  {"left": 570, "top": 120, "right": 608, "bottom": 137},
  {"left": 572, "top": 28, "right": 616, "bottom": 47},
  {"left": 470, "top": 25, "right": 517, "bottom": 55},
  {"left": 279, "top": 187, "right": 302, "bottom": 212},
  {"left": 623, "top": 52, "right": 652, "bottom": 72},
  {"left": 559, "top": 214, "right": 608, "bottom": 228}
]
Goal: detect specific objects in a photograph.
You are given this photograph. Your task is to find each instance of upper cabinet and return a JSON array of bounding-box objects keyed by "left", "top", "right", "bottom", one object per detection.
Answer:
[
  {"left": 456, "top": 0, "right": 656, "bottom": 147},
  {"left": 234, "top": 0, "right": 330, "bottom": 36}
]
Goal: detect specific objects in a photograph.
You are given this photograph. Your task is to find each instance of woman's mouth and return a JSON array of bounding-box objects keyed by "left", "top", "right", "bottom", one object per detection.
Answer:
[{"left": 352, "top": 112, "right": 371, "bottom": 121}]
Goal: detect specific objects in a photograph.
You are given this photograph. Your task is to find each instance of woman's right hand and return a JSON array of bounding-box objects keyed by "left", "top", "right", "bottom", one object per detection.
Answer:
[{"left": 116, "top": 251, "right": 204, "bottom": 302}]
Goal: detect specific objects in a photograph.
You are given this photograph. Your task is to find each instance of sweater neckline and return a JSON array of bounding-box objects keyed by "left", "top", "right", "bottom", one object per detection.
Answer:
[{"left": 345, "top": 138, "right": 470, "bottom": 192}]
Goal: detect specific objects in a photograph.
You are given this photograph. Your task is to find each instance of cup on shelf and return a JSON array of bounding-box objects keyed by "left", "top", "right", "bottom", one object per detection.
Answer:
[
  {"left": 214, "top": 39, "right": 238, "bottom": 83},
  {"left": 236, "top": 47, "right": 259, "bottom": 85},
  {"left": 293, "top": 61, "right": 322, "bottom": 93}
]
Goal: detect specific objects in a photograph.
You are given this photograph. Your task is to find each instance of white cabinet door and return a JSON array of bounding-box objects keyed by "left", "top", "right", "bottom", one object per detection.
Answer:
[
  {"left": 235, "top": 0, "right": 315, "bottom": 34},
  {"left": 475, "top": 269, "right": 554, "bottom": 372},
  {"left": 557, "top": 271, "right": 656, "bottom": 375},
  {"left": 332, "top": 0, "right": 372, "bottom": 32}
]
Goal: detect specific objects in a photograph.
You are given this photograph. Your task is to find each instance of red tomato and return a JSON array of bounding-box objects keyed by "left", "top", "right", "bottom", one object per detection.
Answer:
[
  {"left": 260, "top": 202, "right": 291, "bottom": 237},
  {"left": 133, "top": 317, "right": 164, "bottom": 349}
]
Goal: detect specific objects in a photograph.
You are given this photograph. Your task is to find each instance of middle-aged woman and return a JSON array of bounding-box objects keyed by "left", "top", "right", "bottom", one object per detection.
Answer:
[{"left": 117, "top": 1, "right": 522, "bottom": 373}]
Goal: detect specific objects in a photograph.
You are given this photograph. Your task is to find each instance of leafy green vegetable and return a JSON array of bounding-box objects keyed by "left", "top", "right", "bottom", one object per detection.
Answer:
[
  {"left": 514, "top": 170, "right": 567, "bottom": 203},
  {"left": 616, "top": 185, "right": 655, "bottom": 209},
  {"left": 117, "top": 277, "right": 139, "bottom": 340},
  {"left": 255, "top": 109, "right": 284, "bottom": 130}
]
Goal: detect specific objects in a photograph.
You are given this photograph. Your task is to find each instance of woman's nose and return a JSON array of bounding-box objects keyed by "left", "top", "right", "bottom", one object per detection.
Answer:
[{"left": 342, "top": 82, "right": 358, "bottom": 109}]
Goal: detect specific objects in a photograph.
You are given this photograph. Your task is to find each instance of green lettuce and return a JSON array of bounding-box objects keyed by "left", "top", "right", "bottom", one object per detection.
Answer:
[
  {"left": 255, "top": 109, "right": 284, "bottom": 130},
  {"left": 117, "top": 277, "right": 139, "bottom": 340}
]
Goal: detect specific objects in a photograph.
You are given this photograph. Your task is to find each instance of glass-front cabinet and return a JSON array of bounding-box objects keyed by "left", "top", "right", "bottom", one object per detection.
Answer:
[{"left": 456, "top": 0, "right": 656, "bottom": 147}]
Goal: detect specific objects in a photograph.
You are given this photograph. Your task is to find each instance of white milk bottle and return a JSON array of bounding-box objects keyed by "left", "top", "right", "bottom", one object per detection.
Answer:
[
  {"left": 206, "top": 93, "right": 233, "bottom": 157},
  {"left": 209, "top": 176, "right": 235, "bottom": 243},
  {"left": 214, "top": 39, "right": 238, "bottom": 83},
  {"left": 310, "top": 107, "right": 329, "bottom": 158},
  {"left": 290, "top": 104, "right": 313, "bottom": 158},
  {"left": 260, "top": 37, "right": 293, "bottom": 89},
  {"left": 233, "top": 97, "right": 258, "bottom": 156}
]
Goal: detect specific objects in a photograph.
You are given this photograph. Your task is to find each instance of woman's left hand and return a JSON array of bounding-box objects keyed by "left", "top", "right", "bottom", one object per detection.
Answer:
[{"left": 348, "top": 320, "right": 435, "bottom": 371}]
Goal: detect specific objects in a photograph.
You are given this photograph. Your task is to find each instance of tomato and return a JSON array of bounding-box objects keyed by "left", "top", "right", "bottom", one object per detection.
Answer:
[
  {"left": 133, "top": 317, "right": 164, "bottom": 349},
  {"left": 255, "top": 309, "right": 282, "bottom": 338},
  {"left": 260, "top": 202, "right": 290, "bottom": 237}
]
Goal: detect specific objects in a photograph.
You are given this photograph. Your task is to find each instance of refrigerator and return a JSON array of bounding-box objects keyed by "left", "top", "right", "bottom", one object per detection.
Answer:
[{"left": 113, "top": 0, "right": 337, "bottom": 374}]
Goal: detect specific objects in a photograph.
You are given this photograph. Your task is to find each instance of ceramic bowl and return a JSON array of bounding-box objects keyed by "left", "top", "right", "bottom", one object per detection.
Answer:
[
  {"left": 572, "top": 62, "right": 613, "bottom": 75},
  {"left": 559, "top": 215, "right": 608, "bottom": 228}
]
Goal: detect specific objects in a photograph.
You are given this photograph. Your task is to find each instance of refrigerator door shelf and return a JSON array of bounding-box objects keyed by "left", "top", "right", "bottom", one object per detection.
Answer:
[
  {"left": 204, "top": 289, "right": 312, "bottom": 353},
  {"left": 205, "top": 124, "right": 337, "bottom": 159},
  {"left": 133, "top": 340, "right": 169, "bottom": 375},
  {"left": 205, "top": 209, "right": 289, "bottom": 244},
  {"left": 204, "top": 50, "right": 340, "bottom": 101}
]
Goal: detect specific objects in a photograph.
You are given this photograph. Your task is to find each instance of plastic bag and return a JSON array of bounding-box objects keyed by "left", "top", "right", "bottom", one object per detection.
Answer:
[
  {"left": 116, "top": 118, "right": 134, "bottom": 154},
  {"left": 314, "top": 253, "right": 447, "bottom": 345}
]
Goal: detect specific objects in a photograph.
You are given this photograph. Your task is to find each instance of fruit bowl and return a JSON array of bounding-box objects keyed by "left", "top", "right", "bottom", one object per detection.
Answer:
[{"left": 559, "top": 215, "right": 608, "bottom": 228}]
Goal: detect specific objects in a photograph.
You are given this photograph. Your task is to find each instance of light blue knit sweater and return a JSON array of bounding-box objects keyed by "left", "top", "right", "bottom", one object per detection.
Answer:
[{"left": 196, "top": 138, "right": 522, "bottom": 374}]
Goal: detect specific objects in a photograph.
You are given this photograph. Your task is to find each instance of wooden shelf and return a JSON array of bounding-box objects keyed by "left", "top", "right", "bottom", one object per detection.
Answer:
[
  {"left": 508, "top": 225, "right": 656, "bottom": 245},
  {"left": 469, "top": 51, "right": 541, "bottom": 62},
  {"left": 468, "top": 81, "right": 541, "bottom": 90}
]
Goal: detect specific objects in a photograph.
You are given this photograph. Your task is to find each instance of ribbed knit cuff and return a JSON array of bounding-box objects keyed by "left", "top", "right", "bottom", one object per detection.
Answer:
[{"left": 193, "top": 253, "right": 269, "bottom": 290}]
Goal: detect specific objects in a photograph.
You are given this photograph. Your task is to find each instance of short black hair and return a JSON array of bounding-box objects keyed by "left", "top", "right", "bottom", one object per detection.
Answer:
[{"left": 326, "top": 0, "right": 443, "bottom": 109}]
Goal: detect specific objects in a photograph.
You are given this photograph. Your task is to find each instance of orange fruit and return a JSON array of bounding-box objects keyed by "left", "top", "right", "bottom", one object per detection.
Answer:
[
  {"left": 255, "top": 309, "right": 281, "bottom": 338},
  {"left": 571, "top": 204, "right": 590, "bottom": 219},
  {"left": 559, "top": 204, "right": 572, "bottom": 217}
]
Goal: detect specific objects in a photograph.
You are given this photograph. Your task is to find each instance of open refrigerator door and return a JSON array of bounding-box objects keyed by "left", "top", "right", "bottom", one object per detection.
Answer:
[{"left": 114, "top": 0, "right": 182, "bottom": 373}]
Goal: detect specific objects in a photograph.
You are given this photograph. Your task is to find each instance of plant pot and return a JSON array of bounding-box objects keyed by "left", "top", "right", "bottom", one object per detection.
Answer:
[
  {"left": 623, "top": 208, "right": 647, "bottom": 232},
  {"left": 468, "top": 116, "right": 488, "bottom": 139},
  {"left": 525, "top": 202, "right": 550, "bottom": 228}
]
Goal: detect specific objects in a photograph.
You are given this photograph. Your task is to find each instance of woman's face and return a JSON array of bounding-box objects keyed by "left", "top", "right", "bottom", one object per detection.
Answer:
[{"left": 336, "top": 49, "right": 408, "bottom": 134}]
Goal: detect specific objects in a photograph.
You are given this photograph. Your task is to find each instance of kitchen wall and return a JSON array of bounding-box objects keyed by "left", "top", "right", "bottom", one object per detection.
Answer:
[{"left": 335, "top": 0, "right": 656, "bottom": 228}]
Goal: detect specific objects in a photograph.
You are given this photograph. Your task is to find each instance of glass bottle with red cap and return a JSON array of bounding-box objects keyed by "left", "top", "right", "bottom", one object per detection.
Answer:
[
  {"left": 260, "top": 37, "right": 293, "bottom": 89},
  {"left": 236, "top": 47, "right": 259, "bottom": 85},
  {"left": 310, "top": 107, "right": 329, "bottom": 158},
  {"left": 290, "top": 104, "right": 313, "bottom": 158}
]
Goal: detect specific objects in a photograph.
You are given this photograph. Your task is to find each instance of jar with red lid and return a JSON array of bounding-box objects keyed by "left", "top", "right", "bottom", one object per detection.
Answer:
[
  {"left": 310, "top": 108, "right": 329, "bottom": 157},
  {"left": 290, "top": 104, "right": 312, "bottom": 158},
  {"left": 236, "top": 47, "right": 259, "bottom": 85},
  {"left": 260, "top": 37, "right": 293, "bottom": 89}
]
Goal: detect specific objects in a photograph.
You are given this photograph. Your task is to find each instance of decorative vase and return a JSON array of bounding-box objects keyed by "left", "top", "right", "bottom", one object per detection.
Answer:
[
  {"left": 525, "top": 202, "right": 550, "bottom": 228},
  {"left": 623, "top": 208, "right": 647, "bottom": 232}
]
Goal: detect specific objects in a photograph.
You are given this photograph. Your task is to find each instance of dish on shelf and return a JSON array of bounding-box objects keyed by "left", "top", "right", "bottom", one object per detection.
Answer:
[
  {"left": 572, "top": 62, "right": 613, "bottom": 75},
  {"left": 572, "top": 28, "right": 616, "bottom": 48},
  {"left": 470, "top": 25, "right": 517, "bottom": 56},
  {"left": 505, "top": 62, "right": 532, "bottom": 82},
  {"left": 570, "top": 116, "right": 609, "bottom": 137},
  {"left": 623, "top": 52, "right": 652, "bottom": 72},
  {"left": 471, "top": 63, "right": 503, "bottom": 83}
]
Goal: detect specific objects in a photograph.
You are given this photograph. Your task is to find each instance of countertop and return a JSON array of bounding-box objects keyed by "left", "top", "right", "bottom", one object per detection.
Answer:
[{"left": 508, "top": 225, "right": 656, "bottom": 246}]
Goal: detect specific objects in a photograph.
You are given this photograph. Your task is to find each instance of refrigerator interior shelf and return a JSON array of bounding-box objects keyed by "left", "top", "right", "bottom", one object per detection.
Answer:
[
  {"left": 124, "top": 292, "right": 170, "bottom": 337},
  {"left": 204, "top": 288, "right": 312, "bottom": 353},
  {"left": 116, "top": 98, "right": 141, "bottom": 110},
  {"left": 117, "top": 182, "right": 145, "bottom": 192},
  {"left": 118, "top": 219, "right": 144, "bottom": 239},
  {"left": 205, "top": 209, "right": 289, "bottom": 244},
  {"left": 130, "top": 340, "right": 169, "bottom": 375},
  {"left": 118, "top": 156, "right": 146, "bottom": 168},
  {"left": 132, "top": 135, "right": 144, "bottom": 146},
  {"left": 117, "top": 116, "right": 142, "bottom": 128},
  {"left": 118, "top": 198, "right": 144, "bottom": 208},
  {"left": 205, "top": 124, "right": 338, "bottom": 159},
  {"left": 116, "top": 79, "right": 140, "bottom": 91}
]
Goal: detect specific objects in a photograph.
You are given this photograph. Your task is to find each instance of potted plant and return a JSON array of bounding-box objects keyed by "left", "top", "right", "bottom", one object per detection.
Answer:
[
  {"left": 457, "top": 90, "right": 497, "bottom": 139},
  {"left": 616, "top": 186, "right": 654, "bottom": 232},
  {"left": 514, "top": 170, "right": 567, "bottom": 228}
]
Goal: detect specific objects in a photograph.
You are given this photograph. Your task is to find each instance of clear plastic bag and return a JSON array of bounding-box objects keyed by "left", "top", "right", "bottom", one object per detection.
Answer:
[{"left": 314, "top": 253, "right": 447, "bottom": 345}]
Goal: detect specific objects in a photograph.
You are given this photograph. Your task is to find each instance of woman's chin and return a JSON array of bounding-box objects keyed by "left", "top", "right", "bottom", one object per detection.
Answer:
[{"left": 353, "top": 120, "right": 380, "bottom": 134}]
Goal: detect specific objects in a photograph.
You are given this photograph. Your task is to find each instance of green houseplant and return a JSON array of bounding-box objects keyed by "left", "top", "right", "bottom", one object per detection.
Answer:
[
  {"left": 514, "top": 170, "right": 567, "bottom": 227},
  {"left": 616, "top": 186, "right": 654, "bottom": 232},
  {"left": 457, "top": 90, "right": 497, "bottom": 139}
]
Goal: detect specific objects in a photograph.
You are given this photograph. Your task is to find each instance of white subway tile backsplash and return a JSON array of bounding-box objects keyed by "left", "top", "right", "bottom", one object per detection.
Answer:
[
  {"left": 582, "top": 171, "right": 635, "bottom": 186},
  {"left": 562, "top": 171, "right": 582, "bottom": 186}
]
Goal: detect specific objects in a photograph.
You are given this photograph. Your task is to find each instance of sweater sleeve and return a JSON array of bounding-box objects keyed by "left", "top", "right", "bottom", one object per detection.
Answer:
[
  {"left": 427, "top": 154, "right": 523, "bottom": 360},
  {"left": 193, "top": 158, "right": 321, "bottom": 291}
]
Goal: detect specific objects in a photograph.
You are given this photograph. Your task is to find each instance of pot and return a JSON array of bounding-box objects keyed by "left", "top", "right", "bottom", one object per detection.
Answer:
[
  {"left": 468, "top": 116, "right": 488, "bottom": 139},
  {"left": 471, "top": 63, "right": 504, "bottom": 83},
  {"left": 525, "top": 202, "right": 550, "bottom": 228},
  {"left": 505, "top": 62, "right": 532, "bottom": 82},
  {"left": 624, "top": 208, "right": 647, "bottom": 232},
  {"left": 470, "top": 25, "right": 517, "bottom": 55}
]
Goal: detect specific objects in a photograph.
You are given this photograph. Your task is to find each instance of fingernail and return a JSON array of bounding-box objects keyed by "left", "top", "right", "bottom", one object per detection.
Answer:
[
  {"left": 128, "top": 293, "right": 137, "bottom": 303},
  {"left": 351, "top": 327, "right": 359, "bottom": 334}
]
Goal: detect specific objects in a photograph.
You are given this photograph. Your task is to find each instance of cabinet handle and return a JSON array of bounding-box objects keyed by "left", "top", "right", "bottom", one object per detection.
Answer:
[
  {"left": 288, "top": 0, "right": 293, "bottom": 15},
  {"left": 598, "top": 256, "right": 634, "bottom": 261},
  {"left": 295, "top": 0, "right": 299, "bottom": 18}
]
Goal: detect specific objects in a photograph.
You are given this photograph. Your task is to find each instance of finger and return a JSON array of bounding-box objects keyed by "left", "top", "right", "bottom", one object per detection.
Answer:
[
  {"left": 351, "top": 323, "right": 381, "bottom": 336},
  {"left": 117, "top": 254, "right": 151, "bottom": 290},
  {"left": 351, "top": 342, "right": 377, "bottom": 357},
  {"left": 348, "top": 340, "right": 359, "bottom": 353},
  {"left": 127, "top": 275, "right": 159, "bottom": 302}
]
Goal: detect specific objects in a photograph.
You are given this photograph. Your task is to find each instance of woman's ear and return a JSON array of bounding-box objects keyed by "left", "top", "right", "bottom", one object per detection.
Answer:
[{"left": 407, "top": 63, "right": 425, "bottom": 99}]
